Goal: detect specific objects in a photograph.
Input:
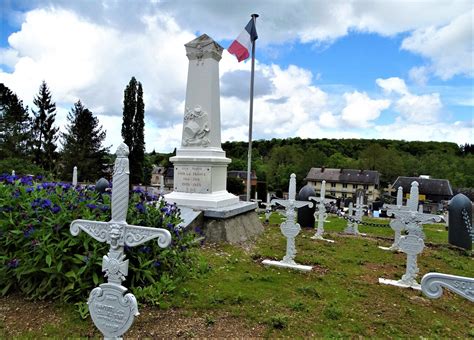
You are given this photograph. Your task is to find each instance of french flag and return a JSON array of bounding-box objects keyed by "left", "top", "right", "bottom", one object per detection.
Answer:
[{"left": 228, "top": 18, "right": 258, "bottom": 62}]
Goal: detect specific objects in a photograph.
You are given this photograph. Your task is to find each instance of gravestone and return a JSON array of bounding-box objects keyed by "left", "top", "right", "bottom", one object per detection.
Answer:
[
  {"left": 421, "top": 272, "right": 474, "bottom": 302},
  {"left": 159, "top": 175, "right": 165, "bottom": 195},
  {"left": 251, "top": 191, "right": 262, "bottom": 212},
  {"left": 344, "top": 195, "right": 366, "bottom": 236},
  {"left": 309, "top": 180, "right": 335, "bottom": 243},
  {"left": 379, "top": 181, "right": 443, "bottom": 290},
  {"left": 262, "top": 193, "right": 272, "bottom": 224},
  {"left": 448, "top": 193, "right": 473, "bottom": 250},
  {"left": 96, "top": 178, "right": 110, "bottom": 194},
  {"left": 344, "top": 202, "right": 355, "bottom": 234},
  {"left": 262, "top": 174, "right": 313, "bottom": 271},
  {"left": 72, "top": 166, "right": 78, "bottom": 186},
  {"left": 297, "top": 183, "right": 316, "bottom": 228},
  {"left": 379, "top": 234, "right": 425, "bottom": 290},
  {"left": 70, "top": 143, "right": 172, "bottom": 338},
  {"left": 379, "top": 186, "right": 406, "bottom": 251}
]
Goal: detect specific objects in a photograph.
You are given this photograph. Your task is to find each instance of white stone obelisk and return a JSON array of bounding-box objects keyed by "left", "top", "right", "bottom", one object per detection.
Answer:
[
  {"left": 165, "top": 34, "right": 239, "bottom": 209},
  {"left": 72, "top": 166, "right": 78, "bottom": 186}
]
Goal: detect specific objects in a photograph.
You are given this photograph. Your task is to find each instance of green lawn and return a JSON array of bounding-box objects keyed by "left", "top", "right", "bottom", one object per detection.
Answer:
[{"left": 2, "top": 213, "right": 473, "bottom": 338}]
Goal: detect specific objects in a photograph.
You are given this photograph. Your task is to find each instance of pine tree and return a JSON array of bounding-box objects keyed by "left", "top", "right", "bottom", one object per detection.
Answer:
[
  {"left": 61, "top": 100, "right": 110, "bottom": 182},
  {"left": 0, "top": 84, "right": 32, "bottom": 159},
  {"left": 32, "top": 81, "right": 59, "bottom": 171},
  {"left": 121, "top": 77, "right": 146, "bottom": 184}
]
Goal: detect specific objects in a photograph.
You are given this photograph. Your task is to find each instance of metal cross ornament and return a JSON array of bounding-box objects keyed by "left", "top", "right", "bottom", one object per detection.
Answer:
[
  {"left": 345, "top": 194, "right": 366, "bottom": 236},
  {"left": 262, "top": 173, "right": 313, "bottom": 271},
  {"left": 261, "top": 193, "right": 273, "bottom": 224},
  {"left": 309, "top": 180, "right": 335, "bottom": 242},
  {"left": 379, "top": 181, "right": 443, "bottom": 290},
  {"left": 70, "top": 143, "right": 172, "bottom": 339}
]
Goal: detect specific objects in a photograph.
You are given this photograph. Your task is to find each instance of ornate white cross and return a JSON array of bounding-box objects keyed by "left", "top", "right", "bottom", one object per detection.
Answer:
[
  {"left": 385, "top": 182, "right": 442, "bottom": 239},
  {"left": 379, "top": 181, "right": 442, "bottom": 289},
  {"left": 261, "top": 193, "right": 273, "bottom": 224},
  {"left": 344, "top": 195, "right": 366, "bottom": 236},
  {"left": 262, "top": 173, "right": 313, "bottom": 271},
  {"left": 380, "top": 186, "right": 407, "bottom": 251},
  {"left": 70, "top": 143, "right": 172, "bottom": 339},
  {"left": 309, "top": 180, "right": 335, "bottom": 242}
]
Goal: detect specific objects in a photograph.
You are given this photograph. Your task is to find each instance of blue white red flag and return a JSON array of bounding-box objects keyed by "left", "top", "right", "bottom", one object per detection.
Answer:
[{"left": 228, "top": 18, "right": 258, "bottom": 62}]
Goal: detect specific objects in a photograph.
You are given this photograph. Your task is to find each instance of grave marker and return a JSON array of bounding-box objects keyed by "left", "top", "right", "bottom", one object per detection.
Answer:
[
  {"left": 70, "top": 143, "right": 172, "bottom": 338},
  {"left": 448, "top": 193, "right": 473, "bottom": 250},
  {"left": 379, "top": 181, "right": 443, "bottom": 290},
  {"left": 262, "top": 174, "right": 313, "bottom": 271},
  {"left": 262, "top": 193, "right": 272, "bottom": 223},
  {"left": 309, "top": 180, "right": 335, "bottom": 242},
  {"left": 344, "top": 194, "right": 366, "bottom": 236},
  {"left": 379, "top": 235, "right": 425, "bottom": 290}
]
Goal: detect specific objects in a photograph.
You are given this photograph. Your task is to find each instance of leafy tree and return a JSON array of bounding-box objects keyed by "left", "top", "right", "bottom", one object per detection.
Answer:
[
  {"left": 121, "top": 77, "right": 146, "bottom": 184},
  {"left": 61, "top": 100, "right": 110, "bottom": 182},
  {"left": 0, "top": 84, "right": 32, "bottom": 159},
  {"left": 32, "top": 81, "right": 59, "bottom": 171}
]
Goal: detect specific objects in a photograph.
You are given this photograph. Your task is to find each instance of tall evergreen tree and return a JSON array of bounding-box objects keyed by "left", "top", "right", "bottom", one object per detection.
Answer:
[
  {"left": 61, "top": 100, "right": 110, "bottom": 182},
  {"left": 32, "top": 81, "right": 59, "bottom": 171},
  {"left": 0, "top": 84, "right": 32, "bottom": 159},
  {"left": 121, "top": 77, "right": 146, "bottom": 184}
]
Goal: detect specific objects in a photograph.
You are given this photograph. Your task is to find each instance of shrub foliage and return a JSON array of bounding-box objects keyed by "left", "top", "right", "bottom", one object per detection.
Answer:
[{"left": 0, "top": 173, "right": 199, "bottom": 305}]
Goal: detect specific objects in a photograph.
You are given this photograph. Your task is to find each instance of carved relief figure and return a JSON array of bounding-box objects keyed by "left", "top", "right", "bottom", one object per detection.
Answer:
[{"left": 182, "top": 106, "right": 210, "bottom": 147}]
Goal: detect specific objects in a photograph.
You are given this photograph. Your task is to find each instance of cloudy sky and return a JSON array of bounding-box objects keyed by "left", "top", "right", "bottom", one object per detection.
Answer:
[{"left": 1, "top": 0, "right": 472, "bottom": 152}]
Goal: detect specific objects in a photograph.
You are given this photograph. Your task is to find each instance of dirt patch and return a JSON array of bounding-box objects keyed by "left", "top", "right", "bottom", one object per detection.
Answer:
[
  {"left": 0, "top": 294, "right": 266, "bottom": 338},
  {"left": 360, "top": 262, "right": 402, "bottom": 284},
  {"left": 129, "top": 308, "right": 266, "bottom": 338}
]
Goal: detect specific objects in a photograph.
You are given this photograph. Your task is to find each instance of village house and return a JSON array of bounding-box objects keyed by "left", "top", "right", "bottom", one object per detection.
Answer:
[{"left": 305, "top": 167, "right": 380, "bottom": 202}]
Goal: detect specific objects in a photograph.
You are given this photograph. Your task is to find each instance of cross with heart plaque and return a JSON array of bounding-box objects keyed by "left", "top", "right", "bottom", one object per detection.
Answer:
[
  {"left": 262, "top": 173, "right": 313, "bottom": 271},
  {"left": 70, "top": 143, "right": 172, "bottom": 338}
]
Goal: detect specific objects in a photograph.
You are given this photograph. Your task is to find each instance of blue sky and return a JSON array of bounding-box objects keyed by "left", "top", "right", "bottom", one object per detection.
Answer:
[{"left": 0, "top": 0, "right": 472, "bottom": 152}]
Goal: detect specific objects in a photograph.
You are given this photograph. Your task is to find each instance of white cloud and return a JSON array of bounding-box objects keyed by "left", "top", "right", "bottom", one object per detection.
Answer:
[
  {"left": 0, "top": 2, "right": 471, "bottom": 153},
  {"left": 341, "top": 91, "right": 390, "bottom": 128},
  {"left": 376, "top": 77, "right": 409, "bottom": 95},
  {"left": 318, "top": 111, "right": 339, "bottom": 128},
  {"left": 401, "top": 9, "right": 474, "bottom": 80},
  {"left": 376, "top": 77, "right": 443, "bottom": 123},
  {"left": 408, "top": 66, "right": 430, "bottom": 86},
  {"left": 395, "top": 93, "right": 442, "bottom": 123},
  {"left": 373, "top": 119, "right": 473, "bottom": 145},
  {"left": 0, "top": 8, "right": 194, "bottom": 152}
]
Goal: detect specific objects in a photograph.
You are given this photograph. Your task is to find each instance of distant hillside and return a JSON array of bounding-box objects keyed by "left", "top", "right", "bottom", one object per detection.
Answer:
[{"left": 222, "top": 138, "right": 473, "bottom": 192}]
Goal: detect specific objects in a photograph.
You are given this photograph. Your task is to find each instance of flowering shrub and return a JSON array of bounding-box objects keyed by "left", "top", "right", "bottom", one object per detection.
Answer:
[{"left": 0, "top": 174, "right": 200, "bottom": 305}]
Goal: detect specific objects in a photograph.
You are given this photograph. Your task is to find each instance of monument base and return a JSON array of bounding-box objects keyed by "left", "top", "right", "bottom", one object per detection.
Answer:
[
  {"left": 165, "top": 190, "right": 239, "bottom": 209},
  {"left": 177, "top": 202, "right": 263, "bottom": 243},
  {"left": 378, "top": 278, "right": 421, "bottom": 290},
  {"left": 262, "top": 259, "right": 312, "bottom": 272}
]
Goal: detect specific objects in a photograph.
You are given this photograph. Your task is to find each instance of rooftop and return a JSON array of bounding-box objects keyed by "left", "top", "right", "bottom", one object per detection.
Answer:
[{"left": 305, "top": 167, "right": 380, "bottom": 185}]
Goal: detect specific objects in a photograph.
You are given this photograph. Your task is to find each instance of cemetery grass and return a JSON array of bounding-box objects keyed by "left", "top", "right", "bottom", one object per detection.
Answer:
[{"left": 1, "top": 215, "right": 473, "bottom": 338}]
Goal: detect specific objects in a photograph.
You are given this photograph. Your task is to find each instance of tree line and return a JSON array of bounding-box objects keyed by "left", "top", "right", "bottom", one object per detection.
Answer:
[
  {"left": 3, "top": 80, "right": 472, "bottom": 193},
  {"left": 0, "top": 77, "right": 146, "bottom": 184},
  {"left": 222, "top": 138, "right": 474, "bottom": 192}
]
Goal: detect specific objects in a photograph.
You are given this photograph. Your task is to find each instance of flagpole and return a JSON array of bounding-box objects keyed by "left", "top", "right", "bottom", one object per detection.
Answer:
[{"left": 246, "top": 13, "right": 259, "bottom": 202}]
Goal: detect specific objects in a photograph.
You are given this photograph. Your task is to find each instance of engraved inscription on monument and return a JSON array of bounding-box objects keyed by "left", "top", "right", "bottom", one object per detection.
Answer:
[{"left": 174, "top": 166, "right": 211, "bottom": 193}]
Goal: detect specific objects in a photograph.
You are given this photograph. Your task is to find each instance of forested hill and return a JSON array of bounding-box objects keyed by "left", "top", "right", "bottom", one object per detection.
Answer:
[{"left": 222, "top": 138, "right": 474, "bottom": 191}]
